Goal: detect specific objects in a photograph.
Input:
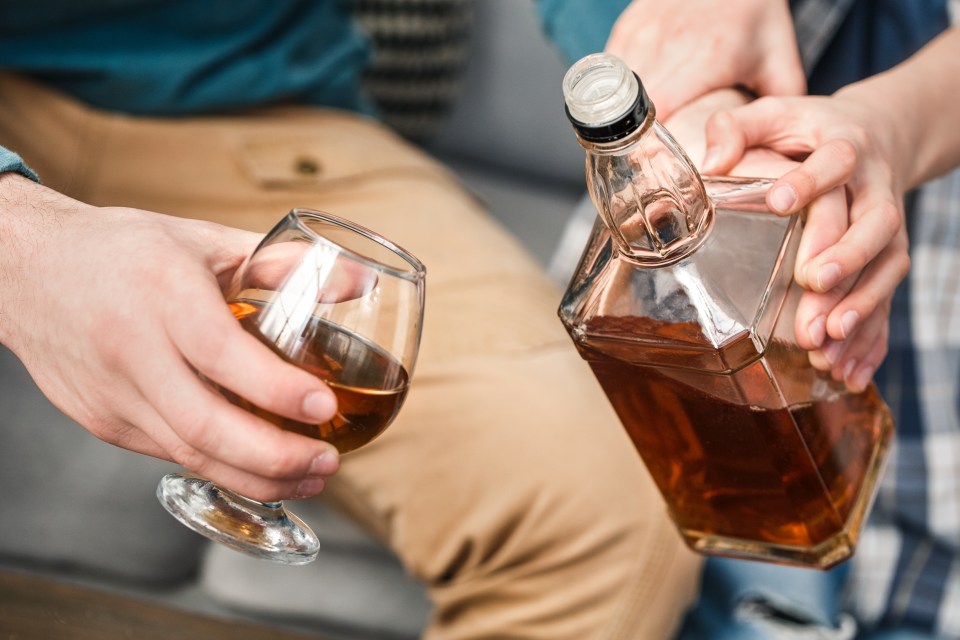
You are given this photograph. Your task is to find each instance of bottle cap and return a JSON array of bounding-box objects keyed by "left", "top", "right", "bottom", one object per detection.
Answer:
[{"left": 563, "top": 53, "right": 650, "bottom": 143}]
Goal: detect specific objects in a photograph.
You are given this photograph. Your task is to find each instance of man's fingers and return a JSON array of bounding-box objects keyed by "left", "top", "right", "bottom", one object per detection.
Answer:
[
  {"left": 824, "top": 241, "right": 907, "bottom": 342},
  {"left": 85, "top": 414, "right": 170, "bottom": 461},
  {"left": 795, "top": 276, "right": 854, "bottom": 351},
  {"left": 766, "top": 139, "right": 858, "bottom": 215},
  {"left": 793, "top": 187, "right": 849, "bottom": 289},
  {"left": 808, "top": 308, "right": 889, "bottom": 393},
  {"left": 133, "top": 342, "right": 339, "bottom": 482},
  {"left": 843, "top": 324, "right": 890, "bottom": 394},
  {"left": 830, "top": 309, "right": 890, "bottom": 392},
  {"left": 702, "top": 110, "right": 750, "bottom": 174},
  {"left": 801, "top": 185, "right": 906, "bottom": 294},
  {"left": 702, "top": 98, "right": 809, "bottom": 174},
  {"left": 796, "top": 247, "right": 901, "bottom": 381},
  {"left": 125, "top": 399, "right": 332, "bottom": 501},
  {"left": 164, "top": 279, "right": 339, "bottom": 425}
]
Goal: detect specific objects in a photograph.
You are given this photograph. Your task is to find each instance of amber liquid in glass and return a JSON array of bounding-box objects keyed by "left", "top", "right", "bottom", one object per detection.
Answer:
[
  {"left": 224, "top": 300, "right": 409, "bottom": 453},
  {"left": 578, "top": 316, "right": 892, "bottom": 567}
]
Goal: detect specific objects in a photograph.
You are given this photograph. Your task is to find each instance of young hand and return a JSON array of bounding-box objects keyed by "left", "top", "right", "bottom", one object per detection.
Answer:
[
  {"left": 700, "top": 94, "right": 910, "bottom": 391},
  {"left": 0, "top": 175, "right": 342, "bottom": 501}
]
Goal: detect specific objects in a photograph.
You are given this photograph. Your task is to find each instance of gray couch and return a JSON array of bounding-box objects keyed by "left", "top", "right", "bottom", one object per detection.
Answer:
[{"left": 0, "top": 3, "right": 590, "bottom": 638}]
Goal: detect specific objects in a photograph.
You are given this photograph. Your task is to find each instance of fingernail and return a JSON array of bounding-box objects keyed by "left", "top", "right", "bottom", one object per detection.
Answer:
[
  {"left": 850, "top": 365, "right": 875, "bottom": 392},
  {"left": 308, "top": 451, "right": 338, "bottom": 476},
  {"left": 302, "top": 390, "right": 335, "bottom": 421},
  {"left": 770, "top": 184, "right": 797, "bottom": 213},
  {"left": 840, "top": 310, "right": 860, "bottom": 339},
  {"left": 807, "top": 315, "right": 826, "bottom": 348},
  {"left": 843, "top": 358, "right": 858, "bottom": 382},
  {"left": 296, "top": 477, "right": 326, "bottom": 498},
  {"left": 822, "top": 340, "right": 843, "bottom": 365},
  {"left": 808, "top": 349, "right": 831, "bottom": 371},
  {"left": 816, "top": 263, "right": 842, "bottom": 291}
]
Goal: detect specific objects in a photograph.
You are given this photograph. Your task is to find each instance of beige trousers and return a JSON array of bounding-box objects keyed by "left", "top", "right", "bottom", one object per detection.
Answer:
[{"left": 0, "top": 74, "right": 700, "bottom": 639}]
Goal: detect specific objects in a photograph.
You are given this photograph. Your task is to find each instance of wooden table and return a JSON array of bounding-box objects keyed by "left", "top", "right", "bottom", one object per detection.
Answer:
[{"left": 0, "top": 568, "right": 328, "bottom": 639}]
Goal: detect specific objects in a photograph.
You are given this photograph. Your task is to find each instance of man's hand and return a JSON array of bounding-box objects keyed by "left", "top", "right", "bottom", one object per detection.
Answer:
[
  {"left": 0, "top": 174, "right": 341, "bottom": 501},
  {"left": 607, "top": 0, "right": 805, "bottom": 120}
]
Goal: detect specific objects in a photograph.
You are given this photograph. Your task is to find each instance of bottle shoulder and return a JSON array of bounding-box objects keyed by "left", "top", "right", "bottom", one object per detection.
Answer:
[{"left": 560, "top": 182, "right": 802, "bottom": 372}]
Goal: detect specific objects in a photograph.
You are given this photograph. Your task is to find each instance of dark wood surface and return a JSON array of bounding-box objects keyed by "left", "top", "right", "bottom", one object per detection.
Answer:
[{"left": 0, "top": 568, "right": 326, "bottom": 639}]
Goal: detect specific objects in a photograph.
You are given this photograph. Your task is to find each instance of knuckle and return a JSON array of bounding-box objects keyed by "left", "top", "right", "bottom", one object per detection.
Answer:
[
  {"left": 828, "top": 139, "right": 859, "bottom": 172},
  {"left": 705, "top": 110, "right": 730, "bottom": 134},
  {"left": 169, "top": 442, "right": 209, "bottom": 475},
  {"left": 875, "top": 160, "right": 897, "bottom": 187},
  {"left": 174, "top": 409, "right": 218, "bottom": 455},
  {"left": 892, "top": 251, "right": 912, "bottom": 281},
  {"left": 874, "top": 201, "right": 903, "bottom": 235},
  {"left": 845, "top": 124, "right": 872, "bottom": 152},
  {"left": 790, "top": 168, "right": 817, "bottom": 198},
  {"left": 839, "top": 241, "right": 871, "bottom": 270},
  {"left": 90, "top": 309, "right": 140, "bottom": 368},
  {"left": 259, "top": 444, "right": 304, "bottom": 480},
  {"left": 83, "top": 414, "right": 121, "bottom": 444}
]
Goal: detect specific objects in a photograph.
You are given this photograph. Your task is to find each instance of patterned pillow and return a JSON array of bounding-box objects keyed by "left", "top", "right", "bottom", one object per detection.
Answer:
[{"left": 351, "top": 0, "right": 471, "bottom": 141}]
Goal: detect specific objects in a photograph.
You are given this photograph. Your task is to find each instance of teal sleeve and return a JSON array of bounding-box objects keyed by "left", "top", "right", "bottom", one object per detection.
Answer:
[
  {"left": 0, "top": 146, "right": 39, "bottom": 182},
  {"left": 536, "top": 0, "right": 632, "bottom": 64}
]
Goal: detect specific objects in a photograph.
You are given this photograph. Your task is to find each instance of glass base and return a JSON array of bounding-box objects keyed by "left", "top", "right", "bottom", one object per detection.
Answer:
[
  {"left": 156, "top": 472, "right": 319, "bottom": 565},
  {"left": 682, "top": 529, "right": 855, "bottom": 570}
]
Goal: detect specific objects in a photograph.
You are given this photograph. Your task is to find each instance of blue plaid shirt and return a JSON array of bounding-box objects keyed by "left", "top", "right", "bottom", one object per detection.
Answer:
[
  {"left": 681, "top": 2, "right": 960, "bottom": 638},
  {"left": 799, "top": 0, "right": 960, "bottom": 635},
  {"left": 858, "top": 169, "right": 960, "bottom": 636}
]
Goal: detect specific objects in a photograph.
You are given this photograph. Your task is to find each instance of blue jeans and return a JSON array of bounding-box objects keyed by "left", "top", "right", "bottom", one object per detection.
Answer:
[{"left": 677, "top": 558, "right": 942, "bottom": 639}]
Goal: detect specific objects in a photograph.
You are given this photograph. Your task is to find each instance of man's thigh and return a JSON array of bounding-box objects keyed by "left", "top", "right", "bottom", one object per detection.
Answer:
[{"left": 1, "top": 80, "right": 701, "bottom": 638}]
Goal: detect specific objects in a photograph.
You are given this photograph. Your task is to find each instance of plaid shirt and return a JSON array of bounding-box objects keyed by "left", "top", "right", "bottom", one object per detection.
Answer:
[
  {"left": 792, "top": 0, "right": 960, "bottom": 635},
  {"left": 548, "top": 2, "right": 960, "bottom": 635},
  {"left": 849, "top": 170, "right": 960, "bottom": 636}
]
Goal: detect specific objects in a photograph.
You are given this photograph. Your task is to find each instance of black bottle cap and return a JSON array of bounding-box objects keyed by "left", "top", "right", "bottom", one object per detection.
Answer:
[{"left": 565, "top": 73, "right": 651, "bottom": 143}]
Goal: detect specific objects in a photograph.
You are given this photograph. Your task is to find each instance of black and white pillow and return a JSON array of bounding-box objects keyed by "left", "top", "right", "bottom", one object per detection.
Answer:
[{"left": 352, "top": 0, "right": 471, "bottom": 141}]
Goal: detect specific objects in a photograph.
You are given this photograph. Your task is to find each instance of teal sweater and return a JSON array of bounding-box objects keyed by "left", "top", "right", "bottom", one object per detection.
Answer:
[{"left": 0, "top": 0, "right": 626, "bottom": 179}]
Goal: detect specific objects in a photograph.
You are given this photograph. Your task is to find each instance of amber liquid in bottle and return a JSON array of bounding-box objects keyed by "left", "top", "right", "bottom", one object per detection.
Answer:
[
  {"left": 223, "top": 299, "right": 409, "bottom": 453},
  {"left": 560, "top": 52, "right": 894, "bottom": 567},
  {"left": 578, "top": 316, "right": 892, "bottom": 568}
]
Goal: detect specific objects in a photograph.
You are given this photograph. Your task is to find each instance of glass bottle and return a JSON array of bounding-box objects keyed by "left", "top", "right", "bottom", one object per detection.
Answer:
[{"left": 559, "top": 53, "right": 893, "bottom": 569}]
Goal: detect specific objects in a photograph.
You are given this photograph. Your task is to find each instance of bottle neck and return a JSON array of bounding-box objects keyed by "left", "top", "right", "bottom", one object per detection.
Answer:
[{"left": 563, "top": 53, "right": 711, "bottom": 265}]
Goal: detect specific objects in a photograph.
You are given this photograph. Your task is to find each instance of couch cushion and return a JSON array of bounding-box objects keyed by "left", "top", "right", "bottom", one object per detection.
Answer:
[{"left": 0, "top": 347, "right": 206, "bottom": 584}]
